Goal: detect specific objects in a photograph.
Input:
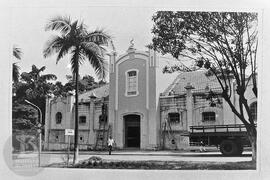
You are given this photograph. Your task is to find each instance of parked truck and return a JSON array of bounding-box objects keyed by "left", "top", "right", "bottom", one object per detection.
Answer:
[{"left": 188, "top": 124, "right": 253, "bottom": 156}]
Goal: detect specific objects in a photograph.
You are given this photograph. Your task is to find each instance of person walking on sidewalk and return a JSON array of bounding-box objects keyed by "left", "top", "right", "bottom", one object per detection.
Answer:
[
  {"left": 107, "top": 136, "right": 115, "bottom": 155},
  {"left": 199, "top": 140, "right": 206, "bottom": 152}
]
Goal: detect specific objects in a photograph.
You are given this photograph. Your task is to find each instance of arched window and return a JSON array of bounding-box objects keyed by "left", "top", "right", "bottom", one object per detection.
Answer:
[
  {"left": 79, "top": 136, "right": 84, "bottom": 141},
  {"left": 250, "top": 102, "right": 257, "bottom": 122},
  {"left": 55, "top": 112, "right": 62, "bottom": 124},
  {"left": 125, "top": 69, "right": 138, "bottom": 96},
  {"left": 202, "top": 112, "right": 215, "bottom": 121}
]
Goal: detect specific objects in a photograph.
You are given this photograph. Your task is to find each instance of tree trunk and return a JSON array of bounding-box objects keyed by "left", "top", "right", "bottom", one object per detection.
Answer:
[
  {"left": 223, "top": 91, "right": 257, "bottom": 163},
  {"left": 73, "top": 65, "right": 79, "bottom": 164},
  {"left": 246, "top": 125, "right": 257, "bottom": 163}
]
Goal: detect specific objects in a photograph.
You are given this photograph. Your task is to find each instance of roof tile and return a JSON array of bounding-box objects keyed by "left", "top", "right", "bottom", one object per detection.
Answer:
[
  {"left": 79, "top": 84, "right": 109, "bottom": 100},
  {"left": 163, "top": 71, "right": 222, "bottom": 95}
]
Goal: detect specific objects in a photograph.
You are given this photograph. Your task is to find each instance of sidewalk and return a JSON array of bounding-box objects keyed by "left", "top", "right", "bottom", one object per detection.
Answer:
[
  {"left": 41, "top": 146, "right": 221, "bottom": 155},
  {"left": 12, "top": 148, "right": 253, "bottom": 169}
]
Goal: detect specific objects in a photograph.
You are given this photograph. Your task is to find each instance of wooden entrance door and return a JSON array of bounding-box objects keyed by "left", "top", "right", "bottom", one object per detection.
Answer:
[{"left": 124, "top": 114, "right": 140, "bottom": 148}]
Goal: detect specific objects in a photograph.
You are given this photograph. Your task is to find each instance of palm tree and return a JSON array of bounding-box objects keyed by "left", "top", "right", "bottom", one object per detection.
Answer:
[
  {"left": 17, "top": 65, "right": 57, "bottom": 126},
  {"left": 20, "top": 65, "right": 57, "bottom": 99},
  {"left": 13, "top": 45, "right": 22, "bottom": 83},
  {"left": 43, "top": 15, "right": 113, "bottom": 164}
]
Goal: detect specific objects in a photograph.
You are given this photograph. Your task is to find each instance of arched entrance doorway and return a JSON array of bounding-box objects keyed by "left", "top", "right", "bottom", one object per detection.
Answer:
[{"left": 124, "top": 114, "right": 140, "bottom": 148}]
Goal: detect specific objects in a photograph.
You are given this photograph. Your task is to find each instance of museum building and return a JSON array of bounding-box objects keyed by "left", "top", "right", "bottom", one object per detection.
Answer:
[{"left": 44, "top": 44, "right": 257, "bottom": 150}]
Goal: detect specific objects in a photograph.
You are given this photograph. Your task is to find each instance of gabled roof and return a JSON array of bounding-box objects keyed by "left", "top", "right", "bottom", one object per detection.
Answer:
[
  {"left": 163, "top": 71, "right": 222, "bottom": 95},
  {"left": 79, "top": 84, "right": 109, "bottom": 100}
]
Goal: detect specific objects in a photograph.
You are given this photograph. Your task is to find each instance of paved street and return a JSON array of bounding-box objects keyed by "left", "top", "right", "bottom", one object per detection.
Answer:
[{"left": 12, "top": 149, "right": 252, "bottom": 168}]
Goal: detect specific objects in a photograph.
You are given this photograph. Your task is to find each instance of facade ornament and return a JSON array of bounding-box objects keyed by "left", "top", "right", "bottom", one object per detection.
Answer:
[
  {"left": 127, "top": 38, "right": 136, "bottom": 52},
  {"left": 130, "top": 38, "right": 134, "bottom": 48}
]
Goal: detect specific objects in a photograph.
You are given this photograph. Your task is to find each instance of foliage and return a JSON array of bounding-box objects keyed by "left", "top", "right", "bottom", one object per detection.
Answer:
[
  {"left": 13, "top": 65, "right": 57, "bottom": 128},
  {"left": 43, "top": 15, "right": 113, "bottom": 80},
  {"left": 151, "top": 11, "right": 257, "bottom": 98},
  {"left": 19, "top": 65, "right": 56, "bottom": 99},
  {"left": 12, "top": 100, "right": 37, "bottom": 130},
  {"left": 51, "top": 75, "right": 104, "bottom": 97},
  {"left": 150, "top": 11, "right": 258, "bottom": 161},
  {"left": 12, "top": 45, "right": 22, "bottom": 83},
  {"left": 12, "top": 63, "right": 103, "bottom": 131},
  {"left": 72, "top": 159, "right": 255, "bottom": 170}
]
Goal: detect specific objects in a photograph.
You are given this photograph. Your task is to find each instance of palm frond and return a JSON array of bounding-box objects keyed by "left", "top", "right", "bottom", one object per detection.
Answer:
[
  {"left": 45, "top": 15, "right": 72, "bottom": 35},
  {"left": 39, "top": 66, "right": 46, "bottom": 73},
  {"left": 13, "top": 45, "right": 22, "bottom": 60},
  {"left": 40, "top": 74, "right": 57, "bottom": 81},
  {"left": 43, "top": 35, "right": 66, "bottom": 58},
  {"left": 30, "top": 65, "right": 38, "bottom": 77},
  {"left": 31, "top": 65, "right": 46, "bottom": 74},
  {"left": 86, "top": 29, "right": 112, "bottom": 46},
  {"left": 81, "top": 43, "right": 107, "bottom": 80},
  {"left": 69, "top": 48, "right": 81, "bottom": 75},
  {"left": 44, "top": 16, "right": 111, "bottom": 81},
  {"left": 78, "top": 22, "right": 88, "bottom": 35},
  {"left": 81, "top": 41, "right": 103, "bottom": 55},
  {"left": 31, "top": 65, "right": 44, "bottom": 74},
  {"left": 92, "top": 55, "right": 108, "bottom": 80},
  {"left": 56, "top": 38, "right": 73, "bottom": 64},
  {"left": 98, "top": 45, "right": 108, "bottom": 57}
]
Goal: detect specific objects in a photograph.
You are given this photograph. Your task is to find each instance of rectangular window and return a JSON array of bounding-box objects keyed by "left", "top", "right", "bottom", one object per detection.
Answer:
[
  {"left": 126, "top": 70, "right": 138, "bottom": 96},
  {"left": 168, "top": 113, "right": 180, "bottom": 123},
  {"left": 202, "top": 112, "right": 216, "bottom": 121},
  {"left": 79, "top": 116, "right": 87, "bottom": 124}
]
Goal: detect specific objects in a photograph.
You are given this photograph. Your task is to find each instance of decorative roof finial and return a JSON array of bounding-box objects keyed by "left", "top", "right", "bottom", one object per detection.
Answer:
[
  {"left": 130, "top": 38, "right": 134, "bottom": 48},
  {"left": 127, "top": 38, "right": 136, "bottom": 52}
]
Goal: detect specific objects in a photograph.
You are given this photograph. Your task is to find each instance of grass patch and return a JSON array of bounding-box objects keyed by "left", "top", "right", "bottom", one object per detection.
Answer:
[{"left": 66, "top": 156, "right": 256, "bottom": 170}]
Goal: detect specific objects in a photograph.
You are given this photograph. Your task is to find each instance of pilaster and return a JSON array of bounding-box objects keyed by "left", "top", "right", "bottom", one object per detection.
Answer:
[{"left": 185, "top": 83, "right": 195, "bottom": 131}]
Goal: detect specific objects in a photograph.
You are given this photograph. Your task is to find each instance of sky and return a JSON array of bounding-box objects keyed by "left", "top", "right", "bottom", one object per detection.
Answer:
[{"left": 11, "top": 6, "right": 179, "bottom": 91}]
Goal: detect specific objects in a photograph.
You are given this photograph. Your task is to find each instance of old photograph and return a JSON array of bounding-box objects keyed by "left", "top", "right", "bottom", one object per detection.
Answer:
[{"left": 1, "top": 1, "right": 269, "bottom": 179}]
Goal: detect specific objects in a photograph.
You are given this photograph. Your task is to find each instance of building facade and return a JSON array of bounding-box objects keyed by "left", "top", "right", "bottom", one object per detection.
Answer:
[{"left": 44, "top": 45, "right": 257, "bottom": 150}]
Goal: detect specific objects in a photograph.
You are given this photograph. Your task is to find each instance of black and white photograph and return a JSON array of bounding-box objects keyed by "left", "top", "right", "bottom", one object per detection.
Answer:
[{"left": 1, "top": 0, "right": 270, "bottom": 179}]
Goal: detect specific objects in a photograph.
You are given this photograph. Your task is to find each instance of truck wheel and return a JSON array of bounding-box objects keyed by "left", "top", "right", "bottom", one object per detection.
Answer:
[
  {"left": 220, "top": 140, "right": 238, "bottom": 156},
  {"left": 236, "top": 143, "right": 243, "bottom": 155}
]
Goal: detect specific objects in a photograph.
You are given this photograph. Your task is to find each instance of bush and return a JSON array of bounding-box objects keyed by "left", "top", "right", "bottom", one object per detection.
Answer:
[{"left": 71, "top": 159, "right": 256, "bottom": 170}]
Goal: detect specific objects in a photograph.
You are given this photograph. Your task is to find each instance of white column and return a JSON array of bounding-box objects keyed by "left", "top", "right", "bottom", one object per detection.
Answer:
[
  {"left": 44, "top": 97, "right": 51, "bottom": 149},
  {"left": 185, "top": 83, "right": 194, "bottom": 131},
  {"left": 89, "top": 100, "right": 95, "bottom": 145}
]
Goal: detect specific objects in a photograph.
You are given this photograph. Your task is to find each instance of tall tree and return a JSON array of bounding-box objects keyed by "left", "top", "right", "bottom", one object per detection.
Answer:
[
  {"left": 15, "top": 65, "right": 56, "bottom": 125},
  {"left": 43, "top": 15, "right": 113, "bottom": 163},
  {"left": 20, "top": 65, "right": 57, "bottom": 99},
  {"left": 13, "top": 65, "right": 56, "bottom": 136},
  {"left": 150, "top": 11, "right": 258, "bottom": 161}
]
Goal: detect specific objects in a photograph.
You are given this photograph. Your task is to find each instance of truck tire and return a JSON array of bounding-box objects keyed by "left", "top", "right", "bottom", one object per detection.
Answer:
[
  {"left": 220, "top": 140, "right": 238, "bottom": 156},
  {"left": 236, "top": 143, "right": 243, "bottom": 155}
]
